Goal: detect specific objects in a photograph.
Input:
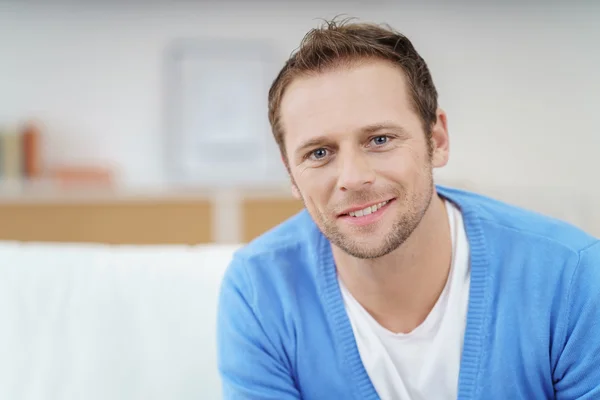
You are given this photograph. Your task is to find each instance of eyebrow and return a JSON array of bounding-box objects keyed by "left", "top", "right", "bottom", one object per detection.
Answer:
[
  {"left": 293, "top": 122, "right": 410, "bottom": 159},
  {"left": 294, "top": 137, "right": 329, "bottom": 159},
  {"left": 361, "top": 122, "right": 411, "bottom": 137}
]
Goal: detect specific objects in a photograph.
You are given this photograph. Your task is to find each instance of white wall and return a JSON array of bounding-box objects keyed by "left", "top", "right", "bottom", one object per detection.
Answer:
[{"left": 1, "top": 2, "right": 599, "bottom": 195}]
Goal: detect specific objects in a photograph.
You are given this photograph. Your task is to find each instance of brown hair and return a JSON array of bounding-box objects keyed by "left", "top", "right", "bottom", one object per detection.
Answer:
[{"left": 268, "top": 17, "right": 439, "bottom": 159}]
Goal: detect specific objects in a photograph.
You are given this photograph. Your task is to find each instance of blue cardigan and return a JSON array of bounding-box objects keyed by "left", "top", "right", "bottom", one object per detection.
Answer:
[{"left": 217, "top": 186, "right": 600, "bottom": 399}]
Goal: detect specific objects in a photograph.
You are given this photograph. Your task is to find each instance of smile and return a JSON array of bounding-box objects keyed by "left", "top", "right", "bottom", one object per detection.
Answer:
[
  {"left": 338, "top": 198, "right": 395, "bottom": 226},
  {"left": 347, "top": 200, "right": 389, "bottom": 217}
]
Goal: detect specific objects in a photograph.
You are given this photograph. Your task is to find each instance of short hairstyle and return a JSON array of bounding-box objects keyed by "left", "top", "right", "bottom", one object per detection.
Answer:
[{"left": 268, "top": 17, "right": 439, "bottom": 159}]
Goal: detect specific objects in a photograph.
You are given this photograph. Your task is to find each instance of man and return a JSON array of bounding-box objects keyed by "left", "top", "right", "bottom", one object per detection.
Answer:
[{"left": 216, "top": 18, "right": 600, "bottom": 400}]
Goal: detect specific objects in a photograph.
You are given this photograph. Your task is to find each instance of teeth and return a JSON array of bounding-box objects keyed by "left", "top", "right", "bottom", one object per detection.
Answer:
[{"left": 348, "top": 200, "right": 388, "bottom": 217}]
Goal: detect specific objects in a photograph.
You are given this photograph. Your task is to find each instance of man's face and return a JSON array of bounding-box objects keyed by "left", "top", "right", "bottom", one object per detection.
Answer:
[{"left": 280, "top": 60, "right": 449, "bottom": 259}]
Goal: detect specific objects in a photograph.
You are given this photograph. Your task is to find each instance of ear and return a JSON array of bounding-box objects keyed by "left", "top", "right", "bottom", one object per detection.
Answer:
[{"left": 430, "top": 108, "right": 450, "bottom": 168}]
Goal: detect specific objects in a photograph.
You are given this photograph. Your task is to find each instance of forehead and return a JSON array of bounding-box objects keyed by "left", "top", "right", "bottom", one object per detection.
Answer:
[{"left": 279, "top": 60, "right": 419, "bottom": 151}]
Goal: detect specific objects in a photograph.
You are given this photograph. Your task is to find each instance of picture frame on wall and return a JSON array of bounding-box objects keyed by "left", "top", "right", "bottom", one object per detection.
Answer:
[{"left": 163, "top": 37, "right": 287, "bottom": 188}]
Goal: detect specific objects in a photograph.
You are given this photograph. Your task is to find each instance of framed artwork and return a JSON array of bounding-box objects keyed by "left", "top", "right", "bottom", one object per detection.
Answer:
[{"left": 163, "top": 37, "right": 287, "bottom": 188}]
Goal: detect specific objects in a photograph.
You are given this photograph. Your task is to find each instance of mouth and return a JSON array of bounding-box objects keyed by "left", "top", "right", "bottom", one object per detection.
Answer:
[{"left": 338, "top": 198, "right": 395, "bottom": 218}]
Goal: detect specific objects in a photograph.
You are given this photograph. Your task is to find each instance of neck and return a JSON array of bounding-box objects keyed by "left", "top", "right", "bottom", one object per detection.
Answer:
[{"left": 334, "top": 191, "right": 452, "bottom": 334}]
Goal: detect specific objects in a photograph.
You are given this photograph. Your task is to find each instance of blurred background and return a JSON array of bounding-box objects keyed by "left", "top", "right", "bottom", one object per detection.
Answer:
[{"left": 1, "top": 0, "right": 599, "bottom": 244}]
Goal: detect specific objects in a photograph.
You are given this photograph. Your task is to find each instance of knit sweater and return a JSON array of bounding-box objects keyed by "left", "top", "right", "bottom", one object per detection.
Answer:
[{"left": 217, "top": 186, "right": 600, "bottom": 399}]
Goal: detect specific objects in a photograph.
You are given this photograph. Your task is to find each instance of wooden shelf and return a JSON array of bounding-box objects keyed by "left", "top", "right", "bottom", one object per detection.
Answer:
[
  {"left": 242, "top": 197, "right": 304, "bottom": 243},
  {"left": 0, "top": 183, "right": 305, "bottom": 245},
  {"left": 0, "top": 199, "right": 214, "bottom": 245}
]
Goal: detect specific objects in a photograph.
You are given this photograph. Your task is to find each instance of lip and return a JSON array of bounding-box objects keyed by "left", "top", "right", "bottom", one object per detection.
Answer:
[
  {"left": 338, "top": 198, "right": 395, "bottom": 217},
  {"left": 337, "top": 198, "right": 395, "bottom": 227}
]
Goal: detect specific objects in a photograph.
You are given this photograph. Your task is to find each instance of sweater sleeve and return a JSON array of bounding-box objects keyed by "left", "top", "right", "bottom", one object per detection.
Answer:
[
  {"left": 216, "top": 255, "right": 301, "bottom": 400},
  {"left": 553, "top": 241, "right": 600, "bottom": 399}
]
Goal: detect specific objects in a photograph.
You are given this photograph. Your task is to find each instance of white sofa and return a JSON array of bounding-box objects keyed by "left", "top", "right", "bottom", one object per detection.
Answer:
[{"left": 0, "top": 241, "right": 240, "bottom": 400}]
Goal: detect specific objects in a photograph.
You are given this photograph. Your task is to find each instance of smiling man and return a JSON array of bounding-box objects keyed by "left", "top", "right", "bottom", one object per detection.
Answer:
[{"left": 216, "top": 19, "right": 600, "bottom": 400}]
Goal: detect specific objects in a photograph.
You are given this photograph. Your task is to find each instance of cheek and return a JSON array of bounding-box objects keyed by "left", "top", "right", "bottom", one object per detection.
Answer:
[
  {"left": 375, "top": 148, "right": 431, "bottom": 189},
  {"left": 377, "top": 147, "right": 422, "bottom": 174},
  {"left": 293, "top": 168, "right": 336, "bottom": 205}
]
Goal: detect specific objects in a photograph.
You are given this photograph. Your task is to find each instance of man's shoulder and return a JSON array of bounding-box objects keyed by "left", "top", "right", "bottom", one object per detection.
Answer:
[
  {"left": 439, "top": 185, "right": 598, "bottom": 253},
  {"left": 219, "top": 208, "right": 324, "bottom": 330},
  {"left": 236, "top": 208, "right": 319, "bottom": 258},
  {"left": 226, "top": 208, "right": 322, "bottom": 286}
]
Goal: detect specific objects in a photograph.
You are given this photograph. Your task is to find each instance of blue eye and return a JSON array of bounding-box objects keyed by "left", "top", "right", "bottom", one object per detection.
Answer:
[
  {"left": 372, "top": 136, "right": 388, "bottom": 145},
  {"left": 310, "top": 148, "right": 328, "bottom": 160}
]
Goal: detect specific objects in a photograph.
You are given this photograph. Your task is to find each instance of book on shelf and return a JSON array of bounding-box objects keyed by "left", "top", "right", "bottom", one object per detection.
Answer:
[{"left": 0, "top": 121, "right": 42, "bottom": 182}]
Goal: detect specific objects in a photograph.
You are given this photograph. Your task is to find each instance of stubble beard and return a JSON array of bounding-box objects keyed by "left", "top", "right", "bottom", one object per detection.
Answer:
[{"left": 309, "top": 171, "right": 435, "bottom": 260}]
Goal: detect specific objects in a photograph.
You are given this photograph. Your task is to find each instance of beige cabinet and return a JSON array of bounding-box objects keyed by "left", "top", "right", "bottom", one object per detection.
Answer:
[{"left": 0, "top": 192, "right": 305, "bottom": 245}]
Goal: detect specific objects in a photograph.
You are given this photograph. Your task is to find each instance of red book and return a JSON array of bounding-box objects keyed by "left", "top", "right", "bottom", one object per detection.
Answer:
[{"left": 22, "top": 122, "right": 42, "bottom": 179}]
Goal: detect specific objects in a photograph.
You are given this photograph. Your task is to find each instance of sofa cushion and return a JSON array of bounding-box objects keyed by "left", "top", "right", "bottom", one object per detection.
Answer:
[{"left": 0, "top": 241, "right": 239, "bottom": 400}]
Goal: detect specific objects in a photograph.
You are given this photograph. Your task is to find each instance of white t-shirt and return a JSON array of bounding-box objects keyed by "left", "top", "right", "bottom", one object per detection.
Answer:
[{"left": 339, "top": 200, "right": 471, "bottom": 400}]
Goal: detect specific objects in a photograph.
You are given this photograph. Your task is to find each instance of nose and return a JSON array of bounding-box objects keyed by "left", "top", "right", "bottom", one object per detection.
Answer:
[{"left": 337, "top": 150, "right": 375, "bottom": 192}]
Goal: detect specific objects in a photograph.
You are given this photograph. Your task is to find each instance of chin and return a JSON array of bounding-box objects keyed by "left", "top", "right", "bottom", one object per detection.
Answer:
[
  {"left": 331, "top": 229, "right": 400, "bottom": 260},
  {"left": 339, "top": 241, "right": 399, "bottom": 260}
]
